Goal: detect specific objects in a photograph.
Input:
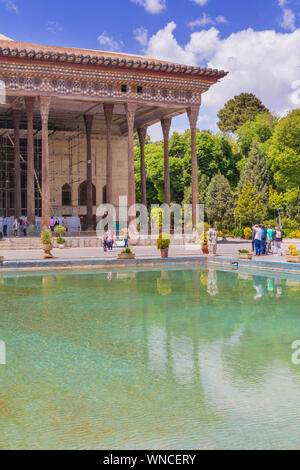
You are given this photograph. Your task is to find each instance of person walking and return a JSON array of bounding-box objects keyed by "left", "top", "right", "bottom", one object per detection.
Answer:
[
  {"left": 122, "top": 227, "right": 129, "bottom": 248},
  {"left": 254, "top": 224, "right": 262, "bottom": 256},
  {"left": 2, "top": 217, "right": 7, "bottom": 237},
  {"left": 207, "top": 227, "right": 218, "bottom": 256},
  {"left": 273, "top": 227, "right": 283, "bottom": 256}
]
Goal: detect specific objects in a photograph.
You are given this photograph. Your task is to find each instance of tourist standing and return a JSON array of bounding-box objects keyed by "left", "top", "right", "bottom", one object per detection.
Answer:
[
  {"left": 50, "top": 217, "right": 55, "bottom": 233},
  {"left": 267, "top": 226, "right": 274, "bottom": 254},
  {"left": 2, "top": 217, "right": 7, "bottom": 237},
  {"left": 13, "top": 218, "right": 19, "bottom": 237},
  {"left": 274, "top": 227, "right": 283, "bottom": 256},
  {"left": 254, "top": 224, "right": 262, "bottom": 256},
  {"left": 105, "top": 230, "right": 114, "bottom": 251},
  {"left": 207, "top": 227, "right": 218, "bottom": 256},
  {"left": 122, "top": 227, "right": 129, "bottom": 248},
  {"left": 251, "top": 225, "right": 256, "bottom": 252},
  {"left": 261, "top": 224, "right": 268, "bottom": 255}
]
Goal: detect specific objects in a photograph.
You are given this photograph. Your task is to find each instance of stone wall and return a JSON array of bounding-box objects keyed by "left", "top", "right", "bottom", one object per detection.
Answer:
[{"left": 49, "top": 134, "right": 128, "bottom": 217}]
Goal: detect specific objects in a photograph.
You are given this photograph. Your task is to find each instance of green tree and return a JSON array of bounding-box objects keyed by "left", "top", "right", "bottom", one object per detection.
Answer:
[
  {"left": 237, "top": 112, "right": 278, "bottom": 156},
  {"left": 267, "top": 109, "right": 300, "bottom": 191},
  {"left": 205, "top": 173, "right": 234, "bottom": 227},
  {"left": 238, "top": 140, "right": 270, "bottom": 205},
  {"left": 235, "top": 182, "right": 266, "bottom": 226},
  {"left": 217, "top": 93, "right": 269, "bottom": 133}
]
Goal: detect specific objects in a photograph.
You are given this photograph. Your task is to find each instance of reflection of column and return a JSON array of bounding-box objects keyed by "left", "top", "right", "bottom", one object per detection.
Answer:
[
  {"left": 187, "top": 106, "right": 200, "bottom": 229},
  {"left": 39, "top": 96, "right": 51, "bottom": 229},
  {"left": 125, "top": 103, "right": 136, "bottom": 223},
  {"left": 84, "top": 114, "right": 94, "bottom": 230},
  {"left": 13, "top": 108, "right": 22, "bottom": 219},
  {"left": 104, "top": 103, "right": 114, "bottom": 204},
  {"left": 25, "top": 97, "right": 35, "bottom": 225},
  {"left": 161, "top": 118, "right": 172, "bottom": 206},
  {"left": 137, "top": 127, "right": 147, "bottom": 207}
]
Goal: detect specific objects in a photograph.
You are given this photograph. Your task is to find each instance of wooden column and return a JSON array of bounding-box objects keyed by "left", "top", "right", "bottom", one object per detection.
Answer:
[
  {"left": 39, "top": 96, "right": 51, "bottom": 229},
  {"left": 187, "top": 106, "right": 200, "bottom": 229},
  {"left": 13, "top": 108, "right": 22, "bottom": 219},
  {"left": 25, "top": 97, "right": 35, "bottom": 225},
  {"left": 161, "top": 118, "right": 172, "bottom": 206},
  {"left": 84, "top": 114, "right": 94, "bottom": 230},
  {"left": 125, "top": 103, "right": 137, "bottom": 222},
  {"left": 137, "top": 127, "right": 147, "bottom": 207},
  {"left": 103, "top": 103, "right": 114, "bottom": 204}
]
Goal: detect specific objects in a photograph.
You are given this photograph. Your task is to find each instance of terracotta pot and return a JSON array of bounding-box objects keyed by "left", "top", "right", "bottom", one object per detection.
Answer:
[
  {"left": 286, "top": 255, "right": 300, "bottom": 263},
  {"left": 42, "top": 243, "right": 53, "bottom": 252},
  {"left": 245, "top": 236, "right": 250, "bottom": 240},
  {"left": 238, "top": 253, "right": 253, "bottom": 260},
  {"left": 160, "top": 248, "right": 169, "bottom": 258},
  {"left": 0, "top": 256, "right": 4, "bottom": 263},
  {"left": 117, "top": 253, "right": 135, "bottom": 260},
  {"left": 202, "top": 245, "right": 209, "bottom": 254}
]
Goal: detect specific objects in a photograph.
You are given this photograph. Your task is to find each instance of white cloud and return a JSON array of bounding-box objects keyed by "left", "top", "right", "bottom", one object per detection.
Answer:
[
  {"left": 0, "top": 0, "right": 18, "bottom": 13},
  {"left": 189, "top": 13, "right": 227, "bottom": 29},
  {"left": 46, "top": 21, "right": 63, "bottom": 34},
  {"left": 133, "top": 26, "right": 148, "bottom": 46},
  {"left": 277, "top": 0, "right": 296, "bottom": 31},
  {"left": 280, "top": 8, "right": 296, "bottom": 31},
  {"left": 131, "top": 0, "right": 166, "bottom": 14},
  {"left": 144, "top": 22, "right": 300, "bottom": 118},
  {"left": 98, "top": 32, "right": 124, "bottom": 52},
  {"left": 192, "top": 0, "right": 209, "bottom": 5}
]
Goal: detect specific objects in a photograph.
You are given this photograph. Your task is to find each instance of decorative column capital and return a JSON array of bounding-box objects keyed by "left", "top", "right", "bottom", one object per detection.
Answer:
[
  {"left": 187, "top": 105, "right": 200, "bottom": 129},
  {"left": 12, "top": 107, "right": 22, "bottom": 126},
  {"left": 103, "top": 103, "right": 114, "bottom": 128},
  {"left": 84, "top": 113, "right": 94, "bottom": 137},
  {"left": 39, "top": 96, "right": 51, "bottom": 124},
  {"left": 25, "top": 96, "right": 36, "bottom": 116},
  {"left": 125, "top": 102, "right": 137, "bottom": 130},
  {"left": 161, "top": 117, "right": 172, "bottom": 141}
]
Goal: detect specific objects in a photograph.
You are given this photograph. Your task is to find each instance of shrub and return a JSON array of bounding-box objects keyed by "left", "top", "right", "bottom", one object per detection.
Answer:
[
  {"left": 233, "top": 228, "right": 243, "bottom": 238},
  {"left": 157, "top": 233, "right": 171, "bottom": 250},
  {"left": 54, "top": 225, "right": 66, "bottom": 245},
  {"left": 239, "top": 249, "right": 250, "bottom": 254},
  {"left": 218, "top": 231, "right": 223, "bottom": 237},
  {"left": 244, "top": 227, "right": 252, "bottom": 238},
  {"left": 41, "top": 230, "right": 52, "bottom": 245},
  {"left": 287, "top": 230, "right": 300, "bottom": 239},
  {"left": 200, "top": 231, "right": 208, "bottom": 246},
  {"left": 121, "top": 247, "right": 133, "bottom": 254}
]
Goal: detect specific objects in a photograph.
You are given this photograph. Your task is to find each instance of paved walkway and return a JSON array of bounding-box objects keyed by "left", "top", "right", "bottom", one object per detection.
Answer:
[{"left": 0, "top": 239, "right": 299, "bottom": 262}]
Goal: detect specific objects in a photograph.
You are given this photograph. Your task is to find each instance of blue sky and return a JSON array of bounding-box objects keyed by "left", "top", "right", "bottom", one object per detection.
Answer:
[{"left": 1, "top": 0, "right": 300, "bottom": 139}]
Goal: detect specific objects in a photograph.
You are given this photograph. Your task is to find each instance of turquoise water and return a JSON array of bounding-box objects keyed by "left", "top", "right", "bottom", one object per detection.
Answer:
[{"left": 0, "top": 266, "right": 300, "bottom": 450}]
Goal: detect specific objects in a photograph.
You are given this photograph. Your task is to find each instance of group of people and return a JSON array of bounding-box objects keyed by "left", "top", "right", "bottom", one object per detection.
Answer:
[
  {"left": 49, "top": 217, "right": 68, "bottom": 233},
  {"left": 0, "top": 217, "right": 29, "bottom": 238},
  {"left": 252, "top": 224, "right": 283, "bottom": 256},
  {"left": 103, "top": 227, "right": 129, "bottom": 252}
]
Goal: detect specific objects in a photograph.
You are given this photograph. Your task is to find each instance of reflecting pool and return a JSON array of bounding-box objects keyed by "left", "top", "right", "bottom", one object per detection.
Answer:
[{"left": 0, "top": 266, "right": 300, "bottom": 449}]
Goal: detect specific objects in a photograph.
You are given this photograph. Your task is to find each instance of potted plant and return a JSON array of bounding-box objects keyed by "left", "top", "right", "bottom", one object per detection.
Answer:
[
  {"left": 238, "top": 249, "right": 253, "bottom": 260},
  {"left": 286, "top": 246, "right": 300, "bottom": 263},
  {"left": 41, "top": 229, "right": 53, "bottom": 258},
  {"left": 201, "top": 231, "right": 209, "bottom": 254},
  {"left": 117, "top": 247, "right": 135, "bottom": 260},
  {"left": 54, "top": 225, "right": 66, "bottom": 249},
  {"left": 157, "top": 233, "right": 171, "bottom": 258},
  {"left": 244, "top": 227, "right": 252, "bottom": 240}
]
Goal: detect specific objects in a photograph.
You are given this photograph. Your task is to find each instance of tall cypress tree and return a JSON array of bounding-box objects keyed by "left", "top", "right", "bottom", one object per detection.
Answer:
[
  {"left": 205, "top": 173, "right": 234, "bottom": 227},
  {"left": 238, "top": 140, "right": 270, "bottom": 205}
]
